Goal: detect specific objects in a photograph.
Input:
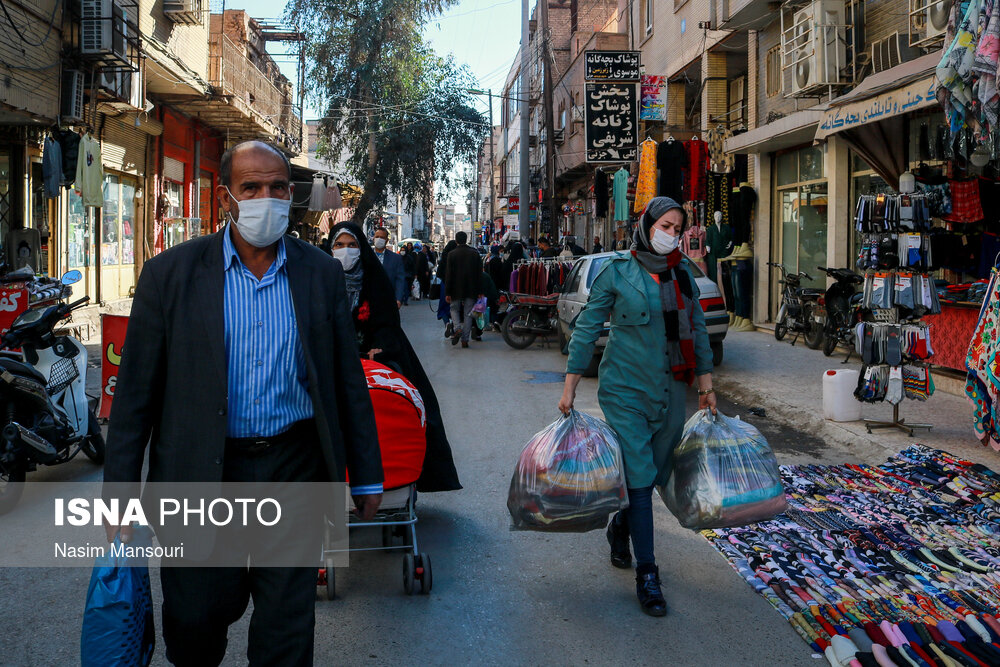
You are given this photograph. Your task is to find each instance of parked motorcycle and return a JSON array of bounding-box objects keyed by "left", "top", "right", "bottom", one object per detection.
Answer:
[
  {"left": 0, "top": 270, "right": 104, "bottom": 515},
  {"left": 501, "top": 292, "right": 559, "bottom": 350},
  {"left": 815, "top": 266, "right": 865, "bottom": 359},
  {"left": 768, "top": 262, "right": 825, "bottom": 349}
]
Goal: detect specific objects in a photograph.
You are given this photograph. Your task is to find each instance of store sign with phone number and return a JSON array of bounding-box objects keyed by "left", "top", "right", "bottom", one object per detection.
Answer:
[{"left": 0, "top": 285, "right": 29, "bottom": 338}]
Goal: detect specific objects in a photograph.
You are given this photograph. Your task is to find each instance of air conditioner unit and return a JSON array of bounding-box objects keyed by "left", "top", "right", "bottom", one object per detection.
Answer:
[
  {"left": 871, "top": 32, "right": 919, "bottom": 73},
  {"left": 785, "top": 0, "right": 847, "bottom": 96},
  {"left": 163, "top": 0, "right": 202, "bottom": 25},
  {"left": 81, "top": 0, "right": 129, "bottom": 66},
  {"left": 925, "top": 0, "right": 948, "bottom": 41},
  {"left": 61, "top": 69, "right": 85, "bottom": 122},
  {"left": 553, "top": 129, "right": 564, "bottom": 144},
  {"left": 571, "top": 105, "right": 584, "bottom": 122}
]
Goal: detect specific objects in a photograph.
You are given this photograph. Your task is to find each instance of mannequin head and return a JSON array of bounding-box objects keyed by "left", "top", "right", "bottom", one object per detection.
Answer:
[{"left": 713, "top": 211, "right": 722, "bottom": 226}]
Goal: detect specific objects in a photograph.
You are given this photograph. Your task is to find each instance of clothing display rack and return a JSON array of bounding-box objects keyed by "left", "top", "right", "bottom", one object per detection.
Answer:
[
  {"left": 509, "top": 257, "right": 574, "bottom": 296},
  {"left": 852, "top": 194, "right": 939, "bottom": 436}
]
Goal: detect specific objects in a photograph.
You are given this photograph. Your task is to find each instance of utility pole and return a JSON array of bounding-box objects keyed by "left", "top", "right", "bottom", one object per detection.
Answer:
[
  {"left": 518, "top": 0, "right": 530, "bottom": 239},
  {"left": 488, "top": 89, "right": 495, "bottom": 228},
  {"left": 539, "top": 0, "right": 557, "bottom": 239}
]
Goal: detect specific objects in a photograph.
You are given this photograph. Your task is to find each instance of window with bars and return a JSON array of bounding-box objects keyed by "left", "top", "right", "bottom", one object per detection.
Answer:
[{"left": 766, "top": 46, "right": 781, "bottom": 98}]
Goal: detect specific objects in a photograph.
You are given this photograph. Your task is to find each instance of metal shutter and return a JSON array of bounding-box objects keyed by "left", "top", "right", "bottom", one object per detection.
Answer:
[{"left": 102, "top": 117, "right": 148, "bottom": 176}]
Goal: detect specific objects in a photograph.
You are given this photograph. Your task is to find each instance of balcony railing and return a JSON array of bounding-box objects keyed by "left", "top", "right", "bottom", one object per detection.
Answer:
[{"left": 209, "top": 33, "right": 301, "bottom": 151}]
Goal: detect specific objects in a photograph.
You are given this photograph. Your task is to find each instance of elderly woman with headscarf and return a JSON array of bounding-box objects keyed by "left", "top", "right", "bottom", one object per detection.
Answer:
[
  {"left": 557, "top": 197, "right": 716, "bottom": 617},
  {"left": 328, "top": 222, "right": 461, "bottom": 492}
]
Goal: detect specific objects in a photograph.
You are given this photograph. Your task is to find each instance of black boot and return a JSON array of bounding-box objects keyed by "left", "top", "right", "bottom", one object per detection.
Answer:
[
  {"left": 606, "top": 513, "right": 631, "bottom": 569},
  {"left": 635, "top": 564, "right": 667, "bottom": 617}
]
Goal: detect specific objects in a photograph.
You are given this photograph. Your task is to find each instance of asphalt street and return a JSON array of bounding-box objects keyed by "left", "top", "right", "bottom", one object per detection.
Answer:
[{"left": 0, "top": 301, "right": 869, "bottom": 666}]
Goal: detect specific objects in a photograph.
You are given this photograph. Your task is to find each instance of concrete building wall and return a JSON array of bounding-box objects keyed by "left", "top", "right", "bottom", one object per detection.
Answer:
[
  {"left": 140, "top": 0, "right": 210, "bottom": 80},
  {"left": 0, "top": 0, "right": 64, "bottom": 122}
]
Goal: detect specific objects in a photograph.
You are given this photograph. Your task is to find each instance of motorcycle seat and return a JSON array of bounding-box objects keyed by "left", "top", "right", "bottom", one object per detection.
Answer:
[
  {"left": 798, "top": 288, "right": 824, "bottom": 297},
  {"left": 0, "top": 358, "right": 47, "bottom": 386}
]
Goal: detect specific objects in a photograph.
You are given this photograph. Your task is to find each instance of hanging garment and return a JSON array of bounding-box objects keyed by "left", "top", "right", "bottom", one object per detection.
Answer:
[
  {"left": 967, "top": 268, "right": 1000, "bottom": 446},
  {"left": 705, "top": 222, "right": 732, "bottom": 283},
  {"left": 308, "top": 176, "right": 326, "bottom": 211},
  {"left": 732, "top": 184, "right": 757, "bottom": 247},
  {"left": 57, "top": 129, "right": 80, "bottom": 186},
  {"left": 613, "top": 167, "right": 630, "bottom": 222},
  {"left": 657, "top": 139, "right": 686, "bottom": 202},
  {"left": 936, "top": 0, "right": 985, "bottom": 132},
  {"left": 943, "top": 179, "right": 985, "bottom": 222},
  {"left": 75, "top": 133, "right": 104, "bottom": 207},
  {"left": 706, "top": 171, "right": 733, "bottom": 227},
  {"left": 634, "top": 139, "right": 658, "bottom": 213},
  {"left": 325, "top": 183, "right": 343, "bottom": 210},
  {"left": 595, "top": 169, "right": 609, "bottom": 218},
  {"left": 683, "top": 138, "right": 709, "bottom": 202},
  {"left": 681, "top": 224, "right": 708, "bottom": 272},
  {"left": 705, "top": 125, "right": 735, "bottom": 173},
  {"left": 42, "top": 135, "right": 62, "bottom": 199},
  {"left": 973, "top": 1, "right": 1000, "bottom": 127}
]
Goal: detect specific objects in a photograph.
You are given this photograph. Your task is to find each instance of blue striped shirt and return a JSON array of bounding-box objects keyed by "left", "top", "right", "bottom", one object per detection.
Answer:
[{"left": 223, "top": 228, "right": 382, "bottom": 496}]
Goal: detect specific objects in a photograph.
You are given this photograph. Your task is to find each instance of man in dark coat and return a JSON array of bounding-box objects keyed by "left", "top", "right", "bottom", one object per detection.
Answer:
[
  {"left": 538, "top": 237, "right": 560, "bottom": 258},
  {"left": 445, "top": 231, "right": 484, "bottom": 348},
  {"left": 372, "top": 227, "right": 406, "bottom": 307},
  {"left": 103, "top": 141, "right": 383, "bottom": 665}
]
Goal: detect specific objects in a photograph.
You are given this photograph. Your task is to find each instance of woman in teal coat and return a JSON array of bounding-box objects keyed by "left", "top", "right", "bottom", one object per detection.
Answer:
[{"left": 558, "top": 196, "right": 716, "bottom": 617}]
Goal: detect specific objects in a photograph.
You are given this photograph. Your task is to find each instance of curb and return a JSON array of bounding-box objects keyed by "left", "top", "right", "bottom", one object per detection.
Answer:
[{"left": 713, "top": 374, "right": 906, "bottom": 461}]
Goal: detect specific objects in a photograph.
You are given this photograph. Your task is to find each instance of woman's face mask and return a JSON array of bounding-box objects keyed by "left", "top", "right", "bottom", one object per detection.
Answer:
[
  {"left": 225, "top": 187, "right": 289, "bottom": 248},
  {"left": 650, "top": 227, "right": 680, "bottom": 255},
  {"left": 332, "top": 247, "right": 361, "bottom": 271}
]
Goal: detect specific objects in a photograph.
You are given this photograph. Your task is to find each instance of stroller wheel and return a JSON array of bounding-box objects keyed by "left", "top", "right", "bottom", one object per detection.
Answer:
[
  {"left": 403, "top": 553, "right": 416, "bottom": 596},
  {"left": 418, "top": 553, "right": 432, "bottom": 594},
  {"left": 325, "top": 558, "right": 336, "bottom": 600}
]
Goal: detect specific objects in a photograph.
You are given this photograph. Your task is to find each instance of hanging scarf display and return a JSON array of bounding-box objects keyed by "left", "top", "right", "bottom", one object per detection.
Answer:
[
  {"left": 633, "top": 138, "right": 658, "bottom": 213},
  {"left": 704, "top": 444, "right": 1000, "bottom": 660},
  {"left": 684, "top": 138, "right": 709, "bottom": 202},
  {"left": 967, "top": 266, "right": 1000, "bottom": 448},
  {"left": 705, "top": 124, "right": 735, "bottom": 173}
]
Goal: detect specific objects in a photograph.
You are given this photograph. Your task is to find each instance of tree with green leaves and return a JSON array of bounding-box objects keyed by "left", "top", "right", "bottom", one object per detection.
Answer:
[{"left": 285, "top": 0, "right": 486, "bottom": 228}]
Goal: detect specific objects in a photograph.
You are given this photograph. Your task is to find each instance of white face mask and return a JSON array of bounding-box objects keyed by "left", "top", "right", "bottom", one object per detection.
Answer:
[
  {"left": 225, "top": 187, "right": 289, "bottom": 248},
  {"left": 373, "top": 237, "right": 388, "bottom": 250},
  {"left": 650, "top": 227, "right": 680, "bottom": 255},
  {"left": 332, "top": 247, "right": 361, "bottom": 271}
]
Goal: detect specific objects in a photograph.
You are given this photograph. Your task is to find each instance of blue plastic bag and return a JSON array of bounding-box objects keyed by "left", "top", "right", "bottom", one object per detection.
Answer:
[{"left": 81, "top": 526, "right": 155, "bottom": 667}]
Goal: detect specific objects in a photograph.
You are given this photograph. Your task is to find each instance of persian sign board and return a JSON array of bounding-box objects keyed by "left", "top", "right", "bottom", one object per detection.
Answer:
[
  {"left": 584, "top": 51, "right": 641, "bottom": 81},
  {"left": 585, "top": 83, "right": 638, "bottom": 163}
]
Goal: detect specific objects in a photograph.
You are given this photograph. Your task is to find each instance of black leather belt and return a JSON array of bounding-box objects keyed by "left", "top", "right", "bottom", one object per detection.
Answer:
[{"left": 225, "top": 420, "right": 316, "bottom": 457}]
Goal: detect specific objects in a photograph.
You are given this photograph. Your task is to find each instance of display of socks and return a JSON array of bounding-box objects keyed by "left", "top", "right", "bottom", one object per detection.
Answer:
[
  {"left": 703, "top": 446, "right": 1000, "bottom": 660},
  {"left": 855, "top": 364, "right": 935, "bottom": 403}
]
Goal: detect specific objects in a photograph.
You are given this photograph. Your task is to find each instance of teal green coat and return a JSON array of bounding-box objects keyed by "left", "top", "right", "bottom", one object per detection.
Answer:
[{"left": 566, "top": 252, "right": 713, "bottom": 488}]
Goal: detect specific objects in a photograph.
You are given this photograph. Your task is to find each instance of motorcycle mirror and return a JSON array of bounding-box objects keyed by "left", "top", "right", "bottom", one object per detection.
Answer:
[{"left": 61, "top": 270, "right": 82, "bottom": 286}]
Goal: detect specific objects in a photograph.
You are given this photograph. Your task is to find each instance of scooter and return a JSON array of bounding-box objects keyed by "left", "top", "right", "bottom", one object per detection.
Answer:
[
  {"left": 815, "top": 266, "right": 865, "bottom": 359},
  {"left": 768, "top": 262, "right": 825, "bottom": 349},
  {"left": 0, "top": 270, "right": 104, "bottom": 515}
]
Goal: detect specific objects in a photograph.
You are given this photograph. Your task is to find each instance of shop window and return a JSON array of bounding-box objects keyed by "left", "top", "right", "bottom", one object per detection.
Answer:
[
  {"left": 102, "top": 176, "right": 120, "bottom": 266},
  {"left": 67, "top": 190, "right": 94, "bottom": 269},
  {"left": 766, "top": 46, "right": 781, "bottom": 98},
  {"left": 165, "top": 180, "right": 183, "bottom": 219},
  {"left": 121, "top": 181, "right": 135, "bottom": 265},
  {"left": 776, "top": 152, "right": 797, "bottom": 186},
  {"left": 774, "top": 145, "right": 829, "bottom": 291},
  {"left": 199, "top": 171, "right": 215, "bottom": 234}
]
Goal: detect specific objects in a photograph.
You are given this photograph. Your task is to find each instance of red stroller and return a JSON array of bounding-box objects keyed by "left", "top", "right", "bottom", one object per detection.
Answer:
[{"left": 318, "top": 361, "right": 432, "bottom": 598}]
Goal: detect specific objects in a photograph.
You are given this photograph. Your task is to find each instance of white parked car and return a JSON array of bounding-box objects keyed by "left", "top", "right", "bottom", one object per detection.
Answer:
[{"left": 556, "top": 252, "right": 729, "bottom": 376}]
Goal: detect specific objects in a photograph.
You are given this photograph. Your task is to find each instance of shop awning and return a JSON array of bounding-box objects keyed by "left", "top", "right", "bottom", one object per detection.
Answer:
[
  {"left": 724, "top": 107, "right": 826, "bottom": 155},
  {"left": 814, "top": 51, "right": 942, "bottom": 141}
]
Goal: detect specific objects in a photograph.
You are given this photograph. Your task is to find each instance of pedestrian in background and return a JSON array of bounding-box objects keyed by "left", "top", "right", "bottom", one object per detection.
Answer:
[
  {"left": 437, "top": 239, "right": 457, "bottom": 337},
  {"left": 538, "top": 237, "right": 559, "bottom": 258},
  {"left": 485, "top": 245, "right": 504, "bottom": 293},
  {"left": 445, "top": 231, "right": 484, "bottom": 348},
  {"left": 417, "top": 244, "right": 432, "bottom": 299},
  {"left": 371, "top": 227, "right": 406, "bottom": 308},
  {"left": 593, "top": 236, "right": 603, "bottom": 254},
  {"left": 328, "top": 221, "right": 461, "bottom": 492},
  {"left": 401, "top": 242, "right": 417, "bottom": 305},
  {"left": 104, "top": 140, "right": 383, "bottom": 664},
  {"left": 558, "top": 196, "right": 716, "bottom": 618}
]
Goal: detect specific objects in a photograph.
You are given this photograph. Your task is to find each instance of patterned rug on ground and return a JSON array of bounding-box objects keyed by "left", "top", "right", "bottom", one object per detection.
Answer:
[{"left": 702, "top": 445, "right": 1000, "bottom": 666}]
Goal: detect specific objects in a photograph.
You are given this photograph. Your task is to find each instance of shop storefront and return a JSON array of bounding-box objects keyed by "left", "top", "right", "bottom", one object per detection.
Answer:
[
  {"left": 774, "top": 144, "right": 828, "bottom": 293},
  {"left": 154, "top": 108, "right": 223, "bottom": 255}
]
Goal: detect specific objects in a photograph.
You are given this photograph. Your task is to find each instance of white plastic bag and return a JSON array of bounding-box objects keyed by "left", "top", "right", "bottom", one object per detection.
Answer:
[
  {"left": 507, "top": 410, "right": 628, "bottom": 532},
  {"left": 659, "top": 409, "right": 786, "bottom": 530}
]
